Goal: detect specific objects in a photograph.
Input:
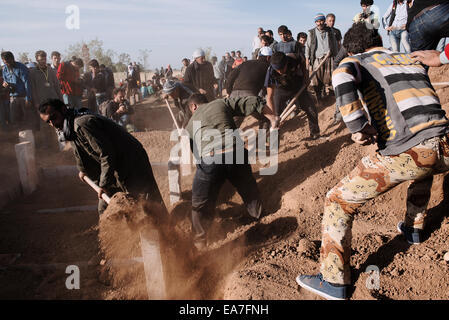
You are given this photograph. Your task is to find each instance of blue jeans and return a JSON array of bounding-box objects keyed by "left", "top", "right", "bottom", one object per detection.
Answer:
[
  {"left": 389, "top": 29, "right": 411, "bottom": 53},
  {"left": 191, "top": 151, "right": 263, "bottom": 243},
  {"left": 408, "top": 3, "right": 449, "bottom": 51},
  {"left": 63, "top": 94, "right": 83, "bottom": 109}
]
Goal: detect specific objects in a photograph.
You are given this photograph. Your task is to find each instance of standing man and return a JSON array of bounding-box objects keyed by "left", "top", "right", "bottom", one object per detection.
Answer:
[
  {"left": 29, "top": 50, "right": 63, "bottom": 131},
  {"left": 50, "top": 51, "right": 61, "bottom": 71},
  {"left": 297, "top": 22, "right": 449, "bottom": 300},
  {"left": 100, "top": 64, "right": 115, "bottom": 100},
  {"left": 265, "top": 51, "right": 320, "bottom": 139},
  {"left": 305, "top": 13, "right": 339, "bottom": 102},
  {"left": 232, "top": 50, "right": 244, "bottom": 69},
  {"left": 38, "top": 98, "right": 166, "bottom": 216},
  {"left": 274, "top": 25, "right": 303, "bottom": 60},
  {"left": 180, "top": 58, "right": 190, "bottom": 79},
  {"left": 382, "top": 0, "right": 411, "bottom": 53},
  {"left": 353, "top": 0, "right": 380, "bottom": 30},
  {"left": 252, "top": 27, "right": 265, "bottom": 60},
  {"left": 326, "top": 13, "right": 342, "bottom": 49},
  {"left": 297, "top": 32, "right": 308, "bottom": 56},
  {"left": 211, "top": 56, "right": 223, "bottom": 98},
  {"left": 83, "top": 59, "right": 107, "bottom": 113},
  {"left": 265, "top": 30, "right": 278, "bottom": 50},
  {"left": 57, "top": 57, "right": 84, "bottom": 109},
  {"left": 185, "top": 93, "right": 277, "bottom": 249},
  {"left": 1, "top": 51, "right": 32, "bottom": 129},
  {"left": 183, "top": 49, "right": 217, "bottom": 102}
]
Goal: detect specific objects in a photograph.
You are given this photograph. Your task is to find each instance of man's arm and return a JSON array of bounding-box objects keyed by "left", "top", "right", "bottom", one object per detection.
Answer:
[
  {"left": 382, "top": 3, "right": 393, "bottom": 29},
  {"left": 19, "top": 64, "right": 32, "bottom": 103},
  {"left": 411, "top": 44, "right": 449, "bottom": 67},
  {"left": 332, "top": 58, "right": 370, "bottom": 135}
]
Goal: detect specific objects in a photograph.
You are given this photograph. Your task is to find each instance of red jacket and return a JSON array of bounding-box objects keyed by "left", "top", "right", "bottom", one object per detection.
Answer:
[{"left": 57, "top": 61, "right": 82, "bottom": 96}]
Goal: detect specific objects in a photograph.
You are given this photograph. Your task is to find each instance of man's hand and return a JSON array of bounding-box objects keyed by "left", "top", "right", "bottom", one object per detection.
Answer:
[
  {"left": 116, "top": 105, "right": 126, "bottom": 115},
  {"left": 262, "top": 105, "right": 279, "bottom": 129},
  {"left": 410, "top": 50, "right": 442, "bottom": 67},
  {"left": 2, "top": 81, "right": 8, "bottom": 88},
  {"left": 213, "top": 83, "right": 218, "bottom": 89},
  {"left": 199, "top": 88, "right": 207, "bottom": 95},
  {"left": 97, "top": 188, "right": 106, "bottom": 200},
  {"left": 351, "top": 124, "right": 377, "bottom": 145},
  {"left": 78, "top": 171, "right": 86, "bottom": 182}
]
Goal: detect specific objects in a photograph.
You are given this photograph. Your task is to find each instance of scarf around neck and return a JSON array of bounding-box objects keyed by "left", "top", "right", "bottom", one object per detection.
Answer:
[{"left": 57, "top": 107, "right": 92, "bottom": 142}]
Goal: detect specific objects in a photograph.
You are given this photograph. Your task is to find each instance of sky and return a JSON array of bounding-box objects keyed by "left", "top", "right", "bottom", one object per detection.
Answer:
[{"left": 0, "top": 0, "right": 397, "bottom": 69}]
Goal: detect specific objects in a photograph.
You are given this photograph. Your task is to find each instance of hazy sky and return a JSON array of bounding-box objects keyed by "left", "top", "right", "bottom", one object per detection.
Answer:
[{"left": 1, "top": 0, "right": 396, "bottom": 69}]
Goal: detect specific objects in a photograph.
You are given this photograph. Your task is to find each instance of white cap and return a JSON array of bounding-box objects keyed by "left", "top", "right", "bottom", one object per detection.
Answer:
[
  {"left": 193, "top": 48, "right": 205, "bottom": 59},
  {"left": 258, "top": 46, "right": 273, "bottom": 57}
]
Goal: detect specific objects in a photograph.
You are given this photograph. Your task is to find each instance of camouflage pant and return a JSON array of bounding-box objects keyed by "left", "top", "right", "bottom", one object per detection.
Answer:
[{"left": 320, "top": 134, "right": 449, "bottom": 285}]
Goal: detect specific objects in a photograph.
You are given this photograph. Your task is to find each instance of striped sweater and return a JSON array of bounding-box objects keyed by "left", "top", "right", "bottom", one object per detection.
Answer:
[{"left": 333, "top": 47, "right": 448, "bottom": 156}]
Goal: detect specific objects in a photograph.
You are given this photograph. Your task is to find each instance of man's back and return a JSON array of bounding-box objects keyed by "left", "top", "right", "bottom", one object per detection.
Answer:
[
  {"left": 72, "top": 114, "right": 147, "bottom": 185},
  {"left": 333, "top": 47, "right": 448, "bottom": 155},
  {"left": 186, "top": 96, "right": 265, "bottom": 156},
  {"left": 226, "top": 60, "right": 270, "bottom": 95}
]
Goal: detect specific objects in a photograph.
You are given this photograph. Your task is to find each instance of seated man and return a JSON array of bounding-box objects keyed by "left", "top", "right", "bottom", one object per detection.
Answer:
[
  {"left": 185, "top": 93, "right": 277, "bottom": 250},
  {"left": 99, "top": 87, "right": 136, "bottom": 132},
  {"left": 297, "top": 22, "right": 449, "bottom": 300}
]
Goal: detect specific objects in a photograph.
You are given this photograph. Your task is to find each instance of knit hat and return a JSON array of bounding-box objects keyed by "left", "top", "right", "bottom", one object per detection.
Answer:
[
  {"left": 162, "top": 80, "right": 180, "bottom": 94},
  {"left": 314, "top": 13, "right": 326, "bottom": 22},
  {"left": 192, "top": 49, "right": 205, "bottom": 59},
  {"left": 258, "top": 46, "right": 273, "bottom": 57}
]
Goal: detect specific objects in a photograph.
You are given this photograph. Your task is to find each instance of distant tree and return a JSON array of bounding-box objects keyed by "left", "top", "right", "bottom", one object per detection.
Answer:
[
  {"left": 114, "top": 52, "right": 132, "bottom": 72},
  {"left": 17, "top": 52, "right": 30, "bottom": 63},
  {"left": 201, "top": 47, "right": 214, "bottom": 62},
  {"left": 66, "top": 38, "right": 115, "bottom": 68},
  {"left": 138, "top": 49, "right": 151, "bottom": 71}
]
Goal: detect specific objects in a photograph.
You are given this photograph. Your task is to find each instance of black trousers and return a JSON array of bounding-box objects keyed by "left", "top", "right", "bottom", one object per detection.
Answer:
[
  {"left": 191, "top": 151, "right": 263, "bottom": 243},
  {"left": 273, "top": 86, "right": 320, "bottom": 135}
]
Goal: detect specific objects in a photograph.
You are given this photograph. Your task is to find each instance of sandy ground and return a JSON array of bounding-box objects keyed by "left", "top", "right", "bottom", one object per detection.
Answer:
[{"left": 0, "top": 65, "right": 448, "bottom": 300}]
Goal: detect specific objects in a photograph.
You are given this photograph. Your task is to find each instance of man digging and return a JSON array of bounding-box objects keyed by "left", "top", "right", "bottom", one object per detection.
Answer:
[{"left": 296, "top": 23, "right": 449, "bottom": 300}]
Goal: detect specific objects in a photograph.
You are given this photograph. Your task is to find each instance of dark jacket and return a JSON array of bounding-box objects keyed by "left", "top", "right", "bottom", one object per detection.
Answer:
[
  {"left": 183, "top": 60, "right": 217, "bottom": 102},
  {"left": 225, "top": 60, "right": 270, "bottom": 96},
  {"left": 70, "top": 114, "right": 153, "bottom": 195}
]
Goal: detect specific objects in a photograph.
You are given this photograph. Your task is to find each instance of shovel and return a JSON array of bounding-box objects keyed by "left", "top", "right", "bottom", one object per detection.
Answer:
[{"left": 82, "top": 175, "right": 167, "bottom": 299}]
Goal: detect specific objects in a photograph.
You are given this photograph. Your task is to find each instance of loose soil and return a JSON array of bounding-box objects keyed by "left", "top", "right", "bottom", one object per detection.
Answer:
[{"left": 0, "top": 66, "right": 448, "bottom": 300}]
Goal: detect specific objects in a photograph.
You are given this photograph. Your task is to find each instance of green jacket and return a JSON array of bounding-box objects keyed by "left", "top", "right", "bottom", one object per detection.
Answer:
[
  {"left": 70, "top": 114, "right": 152, "bottom": 190},
  {"left": 185, "top": 96, "right": 266, "bottom": 158}
]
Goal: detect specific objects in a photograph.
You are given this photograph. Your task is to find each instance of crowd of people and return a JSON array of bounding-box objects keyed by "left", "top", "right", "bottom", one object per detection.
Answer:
[{"left": 2, "top": 0, "right": 449, "bottom": 300}]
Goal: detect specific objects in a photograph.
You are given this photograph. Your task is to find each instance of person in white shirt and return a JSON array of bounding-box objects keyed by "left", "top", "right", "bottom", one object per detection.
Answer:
[
  {"left": 252, "top": 27, "right": 265, "bottom": 59},
  {"left": 382, "top": 0, "right": 411, "bottom": 53}
]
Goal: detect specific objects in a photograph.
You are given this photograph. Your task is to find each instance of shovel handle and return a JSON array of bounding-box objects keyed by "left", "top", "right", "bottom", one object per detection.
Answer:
[{"left": 83, "top": 176, "right": 111, "bottom": 204}]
